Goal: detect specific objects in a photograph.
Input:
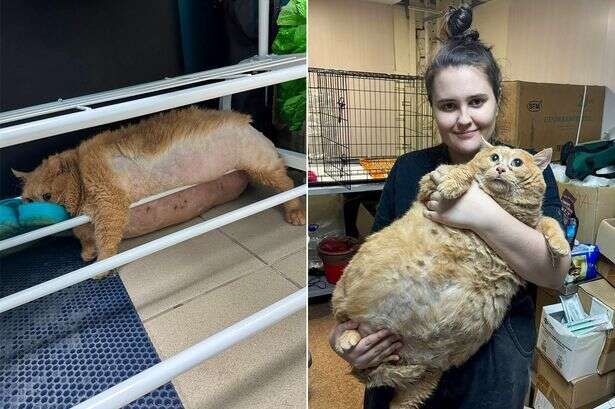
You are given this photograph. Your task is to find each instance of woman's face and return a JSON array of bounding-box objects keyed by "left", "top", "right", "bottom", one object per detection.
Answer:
[{"left": 431, "top": 65, "right": 498, "bottom": 163}]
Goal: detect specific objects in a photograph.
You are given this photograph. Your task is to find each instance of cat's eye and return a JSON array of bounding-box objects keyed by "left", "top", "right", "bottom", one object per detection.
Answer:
[
  {"left": 42, "top": 193, "right": 51, "bottom": 201},
  {"left": 490, "top": 154, "right": 499, "bottom": 162},
  {"left": 512, "top": 158, "right": 523, "bottom": 167}
]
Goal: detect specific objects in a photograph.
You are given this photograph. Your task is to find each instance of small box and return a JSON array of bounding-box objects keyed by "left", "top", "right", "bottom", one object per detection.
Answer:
[
  {"left": 537, "top": 303, "right": 606, "bottom": 380},
  {"left": 597, "top": 256, "right": 615, "bottom": 288},
  {"left": 556, "top": 183, "right": 615, "bottom": 244},
  {"left": 496, "top": 81, "right": 605, "bottom": 161},
  {"left": 596, "top": 219, "right": 615, "bottom": 264},
  {"left": 578, "top": 279, "right": 615, "bottom": 374},
  {"left": 533, "top": 351, "right": 615, "bottom": 409}
]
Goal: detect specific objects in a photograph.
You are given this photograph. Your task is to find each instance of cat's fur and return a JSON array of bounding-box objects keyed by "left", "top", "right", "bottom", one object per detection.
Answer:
[
  {"left": 331, "top": 144, "right": 569, "bottom": 409},
  {"left": 13, "top": 107, "right": 305, "bottom": 276}
]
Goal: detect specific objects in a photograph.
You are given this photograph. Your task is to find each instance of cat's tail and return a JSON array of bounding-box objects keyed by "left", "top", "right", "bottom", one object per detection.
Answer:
[{"left": 356, "top": 363, "right": 442, "bottom": 409}]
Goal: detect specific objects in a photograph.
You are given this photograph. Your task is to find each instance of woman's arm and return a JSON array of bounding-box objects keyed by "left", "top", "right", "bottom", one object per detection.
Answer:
[{"left": 424, "top": 181, "right": 570, "bottom": 289}]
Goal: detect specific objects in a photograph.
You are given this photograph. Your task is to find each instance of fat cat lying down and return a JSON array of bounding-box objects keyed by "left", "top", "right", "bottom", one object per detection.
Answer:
[
  {"left": 331, "top": 144, "right": 569, "bottom": 409},
  {"left": 13, "top": 108, "right": 304, "bottom": 276}
]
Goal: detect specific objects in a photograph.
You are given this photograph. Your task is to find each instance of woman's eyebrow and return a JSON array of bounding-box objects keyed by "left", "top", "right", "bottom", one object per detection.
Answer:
[{"left": 436, "top": 94, "right": 489, "bottom": 104}]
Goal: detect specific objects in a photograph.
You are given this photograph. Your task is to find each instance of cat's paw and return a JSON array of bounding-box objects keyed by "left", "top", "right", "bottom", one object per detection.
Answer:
[
  {"left": 545, "top": 231, "right": 571, "bottom": 257},
  {"left": 93, "top": 271, "right": 111, "bottom": 280},
  {"left": 418, "top": 174, "right": 437, "bottom": 203},
  {"left": 539, "top": 217, "right": 570, "bottom": 257},
  {"left": 436, "top": 178, "right": 467, "bottom": 200},
  {"left": 335, "top": 329, "right": 362, "bottom": 354},
  {"left": 284, "top": 208, "right": 306, "bottom": 226},
  {"left": 431, "top": 165, "right": 472, "bottom": 199},
  {"left": 81, "top": 247, "right": 97, "bottom": 262}
]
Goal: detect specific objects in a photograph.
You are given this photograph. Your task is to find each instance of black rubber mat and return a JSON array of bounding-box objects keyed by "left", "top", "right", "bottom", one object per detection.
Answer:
[{"left": 0, "top": 237, "right": 184, "bottom": 408}]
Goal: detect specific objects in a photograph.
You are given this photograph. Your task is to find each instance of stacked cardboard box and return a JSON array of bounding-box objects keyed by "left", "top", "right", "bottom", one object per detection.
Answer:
[
  {"left": 534, "top": 276, "right": 615, "bottom": 408},
  {"left": 597, "top": 219, "right": 615, "bottom": 288},
  {"left": 533, "top": 352, "right": 615, "bottom": 409},
  {"left": 496, "top": 82, "right": 605, "bottom": 161}
]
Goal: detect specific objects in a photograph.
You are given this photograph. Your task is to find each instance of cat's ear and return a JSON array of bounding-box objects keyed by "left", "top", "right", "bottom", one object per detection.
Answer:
[
  {"left": 533, "top": 148, "right": 552, "bottom": 171},
  {"left": 480, "top": 137, "right": 493, "bottom": 149},
  {"left": 11, "top": 169, "right": 30, "bottom": 180},
  {"left": 47, "top": 155, "right": 64, "bottom": 175}
]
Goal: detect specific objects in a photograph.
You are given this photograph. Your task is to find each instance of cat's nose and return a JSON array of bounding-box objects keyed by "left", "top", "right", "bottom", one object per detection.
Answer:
[
  {"left": 22, "top": 197, "right": 32, "bottom": 203},
  {"left": 496, "top": 166, "right": 506, "bottom": 174}
]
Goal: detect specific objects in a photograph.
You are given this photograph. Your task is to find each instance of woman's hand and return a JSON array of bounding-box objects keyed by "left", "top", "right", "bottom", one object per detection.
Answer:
[
  {"left": 423, "top": 179, "right": 498, "bottom": 232},
  {"left": 329, "top": 320, "right": 403, "bottom": 370}
]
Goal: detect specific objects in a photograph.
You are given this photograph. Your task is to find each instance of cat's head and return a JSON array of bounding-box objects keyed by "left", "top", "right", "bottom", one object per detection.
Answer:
[
  {"left": 12, "top": 149, "right": 83, "bottom": 215},
  {"left": 471, "top": 139, "right": 552, "bottom": 199}
]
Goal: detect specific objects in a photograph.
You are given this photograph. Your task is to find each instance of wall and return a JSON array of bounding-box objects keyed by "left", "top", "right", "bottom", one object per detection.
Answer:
[
  {"left": 602, "top": 2, "right": 615, "bottom": 137},
  {"left": 308, "top": 0, "right": 416, "bottom": 74},
  {"left": 437, "top": 0, "right": 615, "bottom": 138}
]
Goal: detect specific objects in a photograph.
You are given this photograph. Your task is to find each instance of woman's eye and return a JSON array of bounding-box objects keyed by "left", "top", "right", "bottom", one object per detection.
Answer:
[
  {"left": 469, "top": 98, "right": 485, "bottom": 107},
  {"left": 490, "top": 154, "right": 499, "bottom": 162},
  {"left": 439, "top": 103, "right": 456, "bottom": 112},
  {"left": 43, "top": 193, "right": 51, "bottom": 201},
  {"left": 512, "top": 158, "right": 523, "bottom": 167}
]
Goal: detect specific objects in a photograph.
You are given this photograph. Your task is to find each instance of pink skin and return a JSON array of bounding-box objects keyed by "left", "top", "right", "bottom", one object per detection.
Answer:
[{"left": 432, "top": 65, "right": 498, "bottom": 165}]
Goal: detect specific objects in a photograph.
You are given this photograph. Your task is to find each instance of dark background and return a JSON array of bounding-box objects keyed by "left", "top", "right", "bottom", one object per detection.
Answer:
[{"left": 0, "top": 0, "right": 286, "bottom": 198}]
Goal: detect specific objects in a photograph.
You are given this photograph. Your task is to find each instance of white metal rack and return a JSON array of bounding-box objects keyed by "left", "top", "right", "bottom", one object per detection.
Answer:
[{"left": 0, "top": 2, "right": 306, "bottom": 408}]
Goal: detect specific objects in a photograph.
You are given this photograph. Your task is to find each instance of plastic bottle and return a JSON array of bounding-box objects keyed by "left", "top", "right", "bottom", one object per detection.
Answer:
[
  {"left": 566, "top": 209, "right": 579, "bottom": 248},
  {"left": 308, "top": 224, "right": 324, "bottom": 272}
]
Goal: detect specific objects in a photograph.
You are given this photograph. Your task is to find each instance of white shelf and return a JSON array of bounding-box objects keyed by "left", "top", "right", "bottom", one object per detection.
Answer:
[{"left": 0, "top": 54, "right": 306, "bottom": 148}]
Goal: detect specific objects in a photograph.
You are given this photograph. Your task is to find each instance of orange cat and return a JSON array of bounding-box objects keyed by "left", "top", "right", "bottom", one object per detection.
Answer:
[
  {"left": 13, "top": 107, "right": 305, "bottom": 277},
  {"left": 331, "top": 144, "right": 569, "bottom": 408}
]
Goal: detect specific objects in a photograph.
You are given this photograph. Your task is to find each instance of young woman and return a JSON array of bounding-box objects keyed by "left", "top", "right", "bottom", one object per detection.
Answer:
[{"left": 329, "top": 5, "right": 571, "bottom": 408}]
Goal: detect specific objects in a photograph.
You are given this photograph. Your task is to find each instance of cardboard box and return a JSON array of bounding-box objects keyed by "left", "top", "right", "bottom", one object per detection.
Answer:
[
  {"left": 598, "top": 256, "right": 615, "bottom": 289},
  {"left": 556, "top": 182, "right": 615, "bottom": 244},
  {"left": 537, "top": 303, "right": 606, "bottom": 380},
  {"left": 496, "top": 81, "right": 605, "bottom": 161},
  {"left": 534, "top": 351, "right": 615, "bottom": 409},
  {"left": 593, "top": 396, "right": 615, "bottom": 408},
  {"left": 578, "top": 279, "right": 615, "bottom": 374},
  {"left": 536, "top": 286, "right": 561, "bottom": 333},
  {"left": 597, "top": 219, "right": 615, "bottom": 264}
]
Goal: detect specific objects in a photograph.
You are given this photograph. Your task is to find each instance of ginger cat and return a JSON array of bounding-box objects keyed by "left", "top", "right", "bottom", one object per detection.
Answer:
[
  {"left": 13, "top": 107, "right": 305, "bottom": 277},
  {"left": 331, "top": 144, "right": 569, "bottom": 409}
]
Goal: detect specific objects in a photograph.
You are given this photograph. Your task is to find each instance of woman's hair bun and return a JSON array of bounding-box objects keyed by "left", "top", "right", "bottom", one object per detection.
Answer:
[{"left": 440, "top": 4, "right": 479, "bottom": 43}]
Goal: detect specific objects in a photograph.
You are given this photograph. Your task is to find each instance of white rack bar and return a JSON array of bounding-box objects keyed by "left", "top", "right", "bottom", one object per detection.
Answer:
[
  {"left": 259, "top": 0, "right": 270, "bottom": 56},
  {"left": 0, "top": 54, "right": 304, "bottom": 125},
  {"left": 71, "top": 287, "right": 306, "bottom": 409},
  {"left": 0, "top": 149, "right": 304, "bottom": 252},
  {"left": 0, "top": 186, "right": 305, "bottom": 314},
  {"left": 0, "top": 63, "right": 305, "bottom": 148}
]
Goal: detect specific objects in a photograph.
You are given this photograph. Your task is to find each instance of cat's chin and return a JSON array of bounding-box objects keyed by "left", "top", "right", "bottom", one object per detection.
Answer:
[{"left": 485, "top": 178, "right": 511, "bottom": 195}]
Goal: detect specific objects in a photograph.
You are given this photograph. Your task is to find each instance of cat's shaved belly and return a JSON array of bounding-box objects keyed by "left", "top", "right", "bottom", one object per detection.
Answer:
[{"left": 107, "top": 125, "right": 272, "bottom": 201}]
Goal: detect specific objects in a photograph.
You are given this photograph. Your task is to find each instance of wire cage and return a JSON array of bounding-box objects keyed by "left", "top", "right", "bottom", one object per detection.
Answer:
[{"left": 308, "top": 68, "right": 438, "bottom": 187}]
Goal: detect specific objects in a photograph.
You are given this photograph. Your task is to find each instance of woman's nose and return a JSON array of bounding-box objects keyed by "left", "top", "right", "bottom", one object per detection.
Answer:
[{"left": 457, "top": 108, "right": 472, "bottom": 127}]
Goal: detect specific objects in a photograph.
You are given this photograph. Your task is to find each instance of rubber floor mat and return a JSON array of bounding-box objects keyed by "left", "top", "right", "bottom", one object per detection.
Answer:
[{"left": 0, "top": 237, "right": 184, "bottom": 408}]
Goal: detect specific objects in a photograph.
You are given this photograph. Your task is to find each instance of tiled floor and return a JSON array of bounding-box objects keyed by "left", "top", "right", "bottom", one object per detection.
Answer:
[{"left": 118, "top": 185, "right": 306, "bottom": 409}]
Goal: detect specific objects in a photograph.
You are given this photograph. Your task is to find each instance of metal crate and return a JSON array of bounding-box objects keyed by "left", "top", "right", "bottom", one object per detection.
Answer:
[{"left": 308, "top": 68, "right": 438, "bottom": 187}]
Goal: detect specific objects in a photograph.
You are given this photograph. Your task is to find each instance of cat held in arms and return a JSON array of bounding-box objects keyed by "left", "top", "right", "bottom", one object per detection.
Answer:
[
  {"left": 13, "top": 107, "right": 305, "bottom": 277},
  {"left": 331, "top": 142, "right": 569, "bottom": 409}
]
